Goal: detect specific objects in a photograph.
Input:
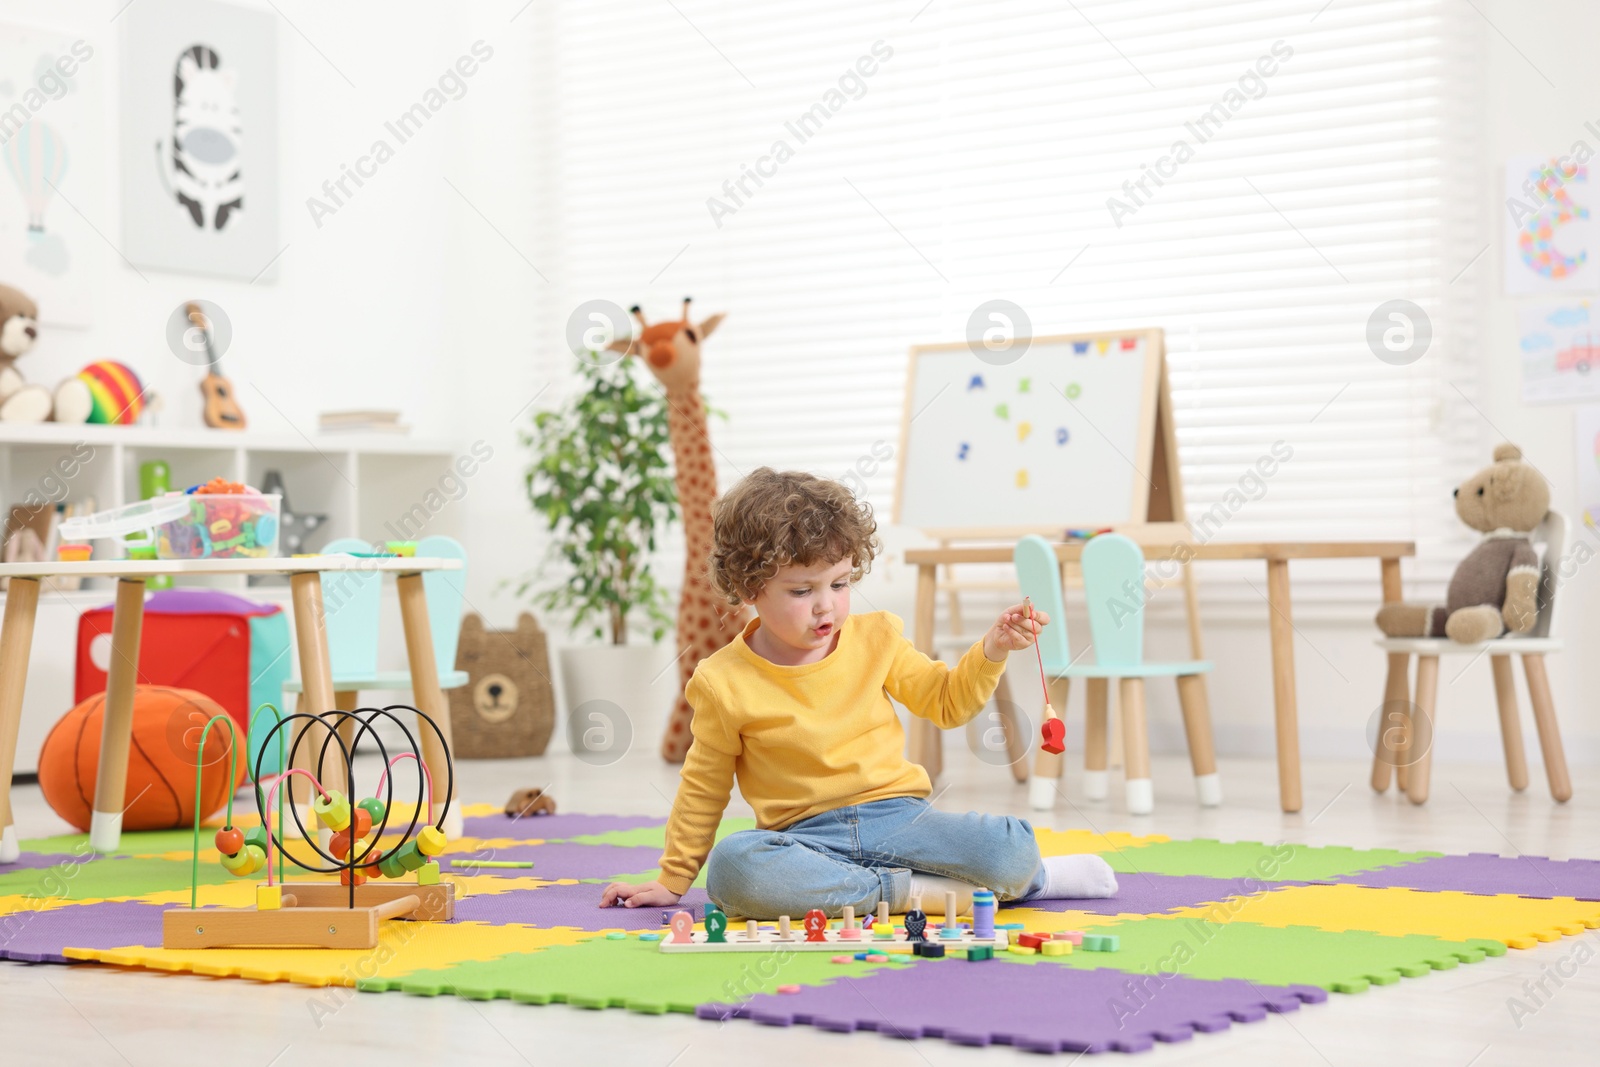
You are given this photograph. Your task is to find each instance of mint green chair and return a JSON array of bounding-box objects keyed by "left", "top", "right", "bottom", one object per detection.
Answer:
[
  {"left": 282, "top": 536, "right": 469, "bottom": 707},
  {"left": 1014, "top": 534, "right": 1221, "bottom": 815}
]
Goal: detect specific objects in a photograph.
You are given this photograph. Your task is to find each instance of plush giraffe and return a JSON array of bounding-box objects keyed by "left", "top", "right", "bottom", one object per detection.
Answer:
[{"left": 607, "top": 298, "right": 750, "bottom": 762}]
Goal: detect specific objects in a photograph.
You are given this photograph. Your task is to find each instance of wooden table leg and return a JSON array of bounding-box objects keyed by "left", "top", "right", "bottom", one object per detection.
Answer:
[
  {"left": 289, "top": 572, "right": 341, "bottom": 824},
  {"left": 397, "top": 571, "right": 461, "bottom": 838},
  {"left": 90, "top": 578, "right": 146, "bottom": 852},
  {"left": 0, "top": 577, "right": 41, "bottom": 863},
  {"left": 906, "top": 562, "right": 942, "bottom": 782},
  {"left": 1369, "top": 559, "right": 1408, "bottom": 793},
  {"left": 1265, "top": 559, "right": 1302, "bottom": 814}
]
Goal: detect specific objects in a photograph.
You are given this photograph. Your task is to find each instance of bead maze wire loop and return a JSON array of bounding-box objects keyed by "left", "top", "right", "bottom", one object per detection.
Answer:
[
  {"left": 249, "top": 703, "right": 456, "bottom": 909},
  {"left": 187, "top": 714, "right": 239, "bottom": 910}
]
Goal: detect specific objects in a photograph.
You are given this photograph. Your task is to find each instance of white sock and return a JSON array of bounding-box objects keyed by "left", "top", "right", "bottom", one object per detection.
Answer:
[
  {"left": 1039, "top": 854, "right": 1118, "bottom": 899},
  {"left": 905, "top": 873, "right": 979, "bottom": 914}
]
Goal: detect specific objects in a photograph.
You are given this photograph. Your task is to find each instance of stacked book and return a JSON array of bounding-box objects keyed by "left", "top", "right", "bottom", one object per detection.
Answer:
[{"left": 318, "top": 410, "right": 409, "bottom": 434}]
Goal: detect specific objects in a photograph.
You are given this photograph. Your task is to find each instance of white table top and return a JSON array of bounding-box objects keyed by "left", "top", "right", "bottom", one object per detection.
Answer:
[{"left": 0, "top": 554, "right": 463, "bottom": 578}]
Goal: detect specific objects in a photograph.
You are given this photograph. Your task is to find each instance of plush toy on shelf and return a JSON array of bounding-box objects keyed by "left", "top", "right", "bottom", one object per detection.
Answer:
[
  {"left": 0, "top": 282, "right": 93, "bottom": 424},
  {"left": 1375, "top": 443, "right": 1549, "bottom": 643}
]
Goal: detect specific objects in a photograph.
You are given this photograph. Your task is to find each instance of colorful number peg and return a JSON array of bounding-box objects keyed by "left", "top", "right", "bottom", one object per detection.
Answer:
[
  {"left": 803, "top": 909, "right": 829, "bottom": 942},
  {"left": 416, "top": 826, "right": 447, "bottom": 857},
  {"left": 668, "top": 910, "right": 695, "bottom": 944},
  {"left": 312, "top": 790, "right": 351, "bottom": 831},
  {"left": 904, "top": 908, "right": 927, "bottom": 942},
  {"left": 704, "top": 906, "right": 728, "bottom": 944},
  {"left": 213, "top": 826, "right": 243, "bottom": 857}
]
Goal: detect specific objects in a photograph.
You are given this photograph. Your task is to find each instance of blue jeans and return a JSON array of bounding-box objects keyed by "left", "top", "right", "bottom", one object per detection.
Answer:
[{"left": 704, "top": 796, "right": 1048, "bottom": 920}]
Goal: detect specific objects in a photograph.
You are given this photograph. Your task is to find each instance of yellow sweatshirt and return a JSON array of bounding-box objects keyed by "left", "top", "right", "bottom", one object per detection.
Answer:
[{"left": 655, "top": 609, "right": 1007, "bottom": 896}]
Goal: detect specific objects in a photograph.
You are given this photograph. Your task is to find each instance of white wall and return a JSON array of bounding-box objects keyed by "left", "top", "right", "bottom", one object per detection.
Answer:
[{"left": 5, "top": 1, "right": 1593, "bottom": 784}]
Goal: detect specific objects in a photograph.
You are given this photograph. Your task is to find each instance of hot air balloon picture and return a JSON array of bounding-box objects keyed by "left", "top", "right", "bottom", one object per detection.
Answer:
[{"left": 3, "top": 120, "right": 70, "bottom": 275}]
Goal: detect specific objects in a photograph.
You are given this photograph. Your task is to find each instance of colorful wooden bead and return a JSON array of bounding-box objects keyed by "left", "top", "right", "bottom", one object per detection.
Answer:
[
  {"left": 329, "top": 829, "right": 353, "bottom": 860},
  {"left": 339, "top": 866, "right": 367, "bottom": 886},
  {"left": 966, "top": 946, "right": 994, "bottom": 961},
  {"left": 379, "top": 853, "right": 407, "bottom": 879},
  {"left": 394, "top": 840, "right": 426, "bottom": 872},
  {"left": 639, "top": 932, "right": 660, "bottom": 941},
  {"left": 606, "top": 932, "right": 626, "bottom": 940},
  {"left": 803, "top": 909, "right": 828, "bottom": 942},
  {"left": 777, "top": 985, "right": 801, "bottom": 994},
  {"left": 917, "top": 944, "right": 945, "bottom": 959},
  {"left": 1054, "top": 930, "right": 1085, "bottom": 945},
  {"left": 1083, "top": 934, "right": 1119, "bottom": 952},
  {"left": 416, "top": 826, "right": 447, "bottom": 857},
  {"left": 244, "top": 826, "right": 269, "bottom": 853},
  {"left": 865, "top": 953, "right": 890, "bottom": 962},
  {"left": 312, "top": 790, "right": 351, "bottom": 831},
  {"left": 214, "top": 827, "right": 244, "bottom": 856},
  {"left": 351, "top": 807, "right": 373, "bottom": 839},
  {"left": 1008, "top": 945, "right": 1037, "bottom": 955},
  {"left": 831, "top": 955, "right": 854, "bottom": 963},
  {"left": 219, "top": 846, "right": 255, "bottom": 875},
  {"left": 257, "top": 885, "right": 283, "bottom": 910},
  {"left": 357, "top": 797, "right": 386, "bottom": 826},
  {"left": 1041, "top": 941, "right": 1072, "bottom": 956},
  {"left": 1017, "top": 933, "right": 1045, "bottom": 949},
  {"left": 416, "top": 861, "right": 440, "bottom": 885}
]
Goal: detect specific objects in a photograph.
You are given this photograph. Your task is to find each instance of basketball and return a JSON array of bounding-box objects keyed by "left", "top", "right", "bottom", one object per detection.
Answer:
[{"left": 37, "top": 686, "right": 242, "bottom": 833}]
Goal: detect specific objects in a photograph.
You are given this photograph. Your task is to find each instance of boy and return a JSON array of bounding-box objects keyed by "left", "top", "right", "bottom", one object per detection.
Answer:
[{"left": 599, "top": 468, "right": 1115, "bottom": 918}]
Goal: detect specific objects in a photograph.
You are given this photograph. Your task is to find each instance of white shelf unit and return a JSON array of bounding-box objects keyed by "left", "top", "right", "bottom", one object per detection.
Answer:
[{"left": 0, "top": 424, "right": 463, "bottom": 774}]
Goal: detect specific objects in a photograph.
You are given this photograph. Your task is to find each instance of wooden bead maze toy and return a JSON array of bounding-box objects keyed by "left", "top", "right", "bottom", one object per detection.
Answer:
[{"left": 163, "top": 703, "right": 458, "bottom": 950}]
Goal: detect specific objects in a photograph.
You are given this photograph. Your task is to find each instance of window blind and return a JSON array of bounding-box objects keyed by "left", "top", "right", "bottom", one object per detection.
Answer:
[{"left": 517, "top": 0, "right": 1484, "bottom": 616}]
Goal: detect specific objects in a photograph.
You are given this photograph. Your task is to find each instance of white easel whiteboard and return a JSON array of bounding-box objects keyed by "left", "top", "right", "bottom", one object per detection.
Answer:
[{"left": 892, "top": 330, "right": 1168, "bottom": 537}]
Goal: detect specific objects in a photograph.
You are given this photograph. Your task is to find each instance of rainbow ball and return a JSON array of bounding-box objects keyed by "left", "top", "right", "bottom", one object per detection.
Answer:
[{"left": 77, "top": 361, "right": 145, "bottom": 425}]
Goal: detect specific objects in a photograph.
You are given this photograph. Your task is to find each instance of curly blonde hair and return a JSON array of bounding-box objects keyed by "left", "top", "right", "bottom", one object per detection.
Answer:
[{"left": 707, "top": 467, "right": 879, "bottom": 605}]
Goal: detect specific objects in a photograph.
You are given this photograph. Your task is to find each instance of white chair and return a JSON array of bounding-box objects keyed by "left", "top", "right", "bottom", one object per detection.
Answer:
[{"left": 1371, "top": 511, "right": 1572, "bottom": 804}]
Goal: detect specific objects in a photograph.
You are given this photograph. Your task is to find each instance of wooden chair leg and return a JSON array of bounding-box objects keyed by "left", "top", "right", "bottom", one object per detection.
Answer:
[
  {"left": 1028, "top": 676, "right": 1069, "bottom": 810},
  {"left": 1404, "top": 656, "right": 1439, "bottom": 805},
  {"left": 1119, "top": 677, "right": 1152, "bottom": 815},
  {"left": 1490, "top": 656, "right": 1528, "bottom": 792},
  {"left": 1522, "top": 654, "right": 1571, "bottom": 802},
  {"left": 1371, "top": 652, "right": 1409, "bottom": 794},
  {"left": 991, "top": 673, "right": 1028, "bottom": 785},
  {"left": 1083, "top": 677, "right": 1109, "bottom": 800},
  {"left": 1175, "top": 674, "right": 1221, "bottom": 806}
]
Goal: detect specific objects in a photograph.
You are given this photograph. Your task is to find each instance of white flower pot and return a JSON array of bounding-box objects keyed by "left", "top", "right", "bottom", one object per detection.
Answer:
[{"left": 558, "top": 643, "right": 675, "bottom": 761}]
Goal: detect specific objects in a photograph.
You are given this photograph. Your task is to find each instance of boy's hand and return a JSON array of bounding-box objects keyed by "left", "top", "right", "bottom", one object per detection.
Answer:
[
  {"left": 600, "top": 879, "right": 682, "bottom": 909},
  {"left": 984, "top": 603, "right": 1049, "bottom": 661}
]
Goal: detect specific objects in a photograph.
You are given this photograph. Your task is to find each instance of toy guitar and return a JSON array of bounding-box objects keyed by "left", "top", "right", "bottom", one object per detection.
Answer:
[{"left": 189, "top": 302, "right": 246, "bottom": 430}]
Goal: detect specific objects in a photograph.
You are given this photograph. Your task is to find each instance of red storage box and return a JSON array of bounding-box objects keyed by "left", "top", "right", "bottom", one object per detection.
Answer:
[{"left": 75, "top": 589, "right": 292, "bottom": 779}]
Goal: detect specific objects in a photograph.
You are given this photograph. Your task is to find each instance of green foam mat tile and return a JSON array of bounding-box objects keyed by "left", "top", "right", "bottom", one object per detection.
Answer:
[
  {"left": 358, "top": 935, "right": 891, "bottom": 1012},
  {"left": 995, "top": 912, "right": 1503, "bottom": 993},
  {"left": 1102, "top": 838, "right": 1443, "bottom": 882},
  {"left": 554, "top": 818, "right": 756, "bottom": 850}
]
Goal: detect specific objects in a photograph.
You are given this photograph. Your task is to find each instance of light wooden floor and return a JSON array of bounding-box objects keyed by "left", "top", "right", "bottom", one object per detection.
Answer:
[{"left": 1, "top": 742, "right": 1593, "bottom": 1066}]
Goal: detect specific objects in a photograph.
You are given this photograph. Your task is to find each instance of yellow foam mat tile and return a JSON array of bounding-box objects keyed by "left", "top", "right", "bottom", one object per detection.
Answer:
[
  {"left": 1034, "top": 829, "right": 1170, "bottom": 858},
  {"left": 63, "top": 920, "right": 595, "bottom": 986},
  {"left": 1166, "top": 884, "right": 1600, "bottom": 948}
]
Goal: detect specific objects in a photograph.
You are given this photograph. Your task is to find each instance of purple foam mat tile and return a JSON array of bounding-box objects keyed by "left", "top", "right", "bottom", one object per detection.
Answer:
[
  {"left": 1328, "top": 853, "right": 1600, "bottom": 898},
  {"left": 1003, "top": 872, "right": 1300, "bottom": 916},
  {"left": 696, "top": 961, "right": 1325, "bottom": 1054},
  {"left": 453, "top": 882, "right": 712, "bottom": 930},
  {"left": 446, "top": 842, "right": 664, "bottom": 881},
  {"left": 0, "top": 900, "right": 165, "bottom": 964},
  {"left": 460, "top": 813, "right": 665, "bottom": 841},
  {"left": 1, "top": 853, "right": 96, "bottom": 874}
]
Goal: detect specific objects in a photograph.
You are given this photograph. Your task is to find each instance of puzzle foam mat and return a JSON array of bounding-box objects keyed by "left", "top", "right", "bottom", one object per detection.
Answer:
[{"left": 4, "top": 809, "right": 1600, "bottom": 1055}]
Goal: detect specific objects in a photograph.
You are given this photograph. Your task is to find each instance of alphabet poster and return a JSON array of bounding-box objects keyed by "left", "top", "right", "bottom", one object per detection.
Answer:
[
  {"left": 1518, "top": 300, "right": 1600, "bottom": 404},
  {"left": 120, "top": 0, "right": 279, "bottom": 280},
  {"left": 1504, "top": 155, "right": 1600, "bottom": 296}
]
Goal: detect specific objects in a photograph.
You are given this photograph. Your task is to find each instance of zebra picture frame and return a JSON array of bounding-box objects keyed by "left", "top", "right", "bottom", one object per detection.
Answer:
[{"left": 119, "top": 0, "right": 279, "bottom": 281}]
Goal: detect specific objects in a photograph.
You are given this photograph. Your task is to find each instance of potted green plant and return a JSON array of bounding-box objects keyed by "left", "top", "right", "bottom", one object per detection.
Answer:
[{"left": 519, "top": 355, "right": 679, "bottom": 753}]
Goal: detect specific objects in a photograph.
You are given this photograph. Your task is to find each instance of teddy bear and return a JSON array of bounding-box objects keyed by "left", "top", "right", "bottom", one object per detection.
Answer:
[
  {"left": 1375, "top": 443, "right": 1548, "bottom": 643},
  {"left": 0, "top": 282, "right": 92, "bottom": 424}
]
